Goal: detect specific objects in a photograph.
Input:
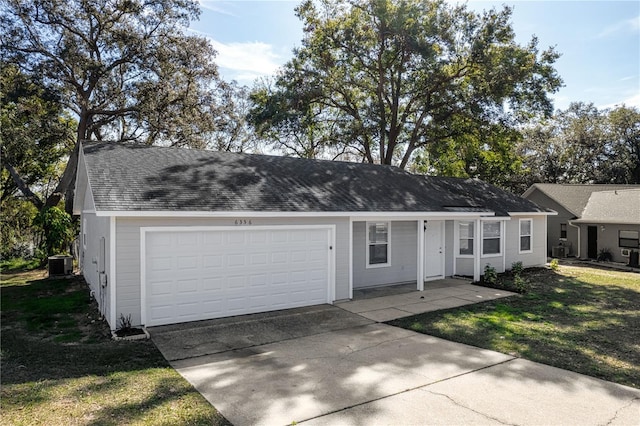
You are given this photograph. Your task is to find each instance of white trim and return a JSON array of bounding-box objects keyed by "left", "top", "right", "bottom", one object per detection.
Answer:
[
  {"left": 96, "top": 210, "right": 496, "bottom": 219},
  {"left": 365, "top": 221, "right": 391, "bottom": 269},
  {"left": 518, "top": 218, "right": 534, "bottom": 254},
  {"left": 139, "top": 225, "right": 336, "bottom": 326},
  {"left": 82, "top": 209, "right": 97, "bottom": 214},
  {"left": 348, "top": 217, "right": 354, "bottom": 300},
  {"left": 417, "top": 220, "right": 425, "bottom": 291},
  {"left": 481, "top": 220, "right": 503, "bottom": 258},
  {"left": 456, "top": 220, "right": 475, "bottom": 258},
  {"left": 508, "top": 211, "right": 557, "bottom": 216},
  {"left": 474, "top": 218, "right": 481, "bottom": 282},
  {"left": 109, "top": 216, "right": 116, "bottom": 330}
]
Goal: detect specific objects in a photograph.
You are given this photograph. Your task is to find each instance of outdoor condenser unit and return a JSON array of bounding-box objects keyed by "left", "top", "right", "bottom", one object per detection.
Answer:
[{"left": 48, "top": 255, "right": 73, "bottom": 276}]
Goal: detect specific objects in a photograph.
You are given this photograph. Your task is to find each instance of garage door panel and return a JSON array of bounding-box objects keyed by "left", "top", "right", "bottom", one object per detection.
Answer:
[{"left": 144, "top": 227, "right": 332, "bottom": 326}]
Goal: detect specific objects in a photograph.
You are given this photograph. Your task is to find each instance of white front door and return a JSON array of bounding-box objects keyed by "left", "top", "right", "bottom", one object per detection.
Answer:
[{"left": 424, "top": 220, "right": 444, "bottom": 281}]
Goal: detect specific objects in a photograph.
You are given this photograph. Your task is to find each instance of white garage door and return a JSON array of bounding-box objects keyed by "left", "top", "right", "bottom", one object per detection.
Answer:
[{"left": 143, "top": 226, "right": 332, "bottom": 326}]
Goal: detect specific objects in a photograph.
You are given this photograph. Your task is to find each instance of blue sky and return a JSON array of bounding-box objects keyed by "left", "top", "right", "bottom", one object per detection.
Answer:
[{"left": 192, "top": 1, "right": 640, "bottom": 111}]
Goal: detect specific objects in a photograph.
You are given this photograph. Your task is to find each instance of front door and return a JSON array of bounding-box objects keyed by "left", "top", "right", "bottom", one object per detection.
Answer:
[
  {"left": 587, "top": 226, "right": 598, "bottom": 259},
  {"left": 424, "top": 221, "right": 444, "bottom": 281}
]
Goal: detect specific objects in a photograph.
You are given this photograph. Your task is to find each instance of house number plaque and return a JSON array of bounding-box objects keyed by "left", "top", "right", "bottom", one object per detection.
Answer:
[{"left": 234, "top": 219, "right": 252, "bottom": 225}]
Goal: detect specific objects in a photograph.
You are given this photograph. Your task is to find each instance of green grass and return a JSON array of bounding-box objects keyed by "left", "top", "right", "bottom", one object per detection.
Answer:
[
  {"left": 389, "top": 265, "right": 640, "bottom": 388},
  {"left": 1, "top": 269, "right": 230, "bottom": 425},
  {"left": 0, "top": 257, "right": 41, "bottom": 273}
]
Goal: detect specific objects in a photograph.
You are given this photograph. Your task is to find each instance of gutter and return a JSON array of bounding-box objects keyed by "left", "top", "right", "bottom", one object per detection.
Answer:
[{"left": 568, "top": 220, "right": 581, "bottom": 259}]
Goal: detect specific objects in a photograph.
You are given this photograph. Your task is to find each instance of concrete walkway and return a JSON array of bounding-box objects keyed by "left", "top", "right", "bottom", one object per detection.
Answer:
[{"left": 338, "top": 279, "right": 516, "bottom": 322}]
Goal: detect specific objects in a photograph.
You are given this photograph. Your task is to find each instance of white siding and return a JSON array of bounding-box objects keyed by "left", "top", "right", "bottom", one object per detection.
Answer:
[
  {"left": 352, "top": 221, "right": 417, "bottom": 288},
  {"left": 80, "top": 212, "right": 111, "bottom": 322},
  {"left": 505, "top": 216, "right": 547, "bottom": 268},
  {"left": 116, "top": 216, "right": 350, "bottom": 326}
]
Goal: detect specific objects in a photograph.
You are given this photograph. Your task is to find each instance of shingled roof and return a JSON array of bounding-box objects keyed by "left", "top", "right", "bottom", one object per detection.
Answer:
[
  {"left": 80, "top": 142, "right": 546, "bottom": 216},
  {"left": 523, "top": 183, "right": 640, "bottom": 218},
  {"left": 573, "top": 189, "right": 640, "bottom": 224}
]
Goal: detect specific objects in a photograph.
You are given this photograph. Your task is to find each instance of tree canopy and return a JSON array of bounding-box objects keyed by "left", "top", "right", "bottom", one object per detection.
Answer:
[
  {"left": 1, "top": 0, "right": 226, "bottom": 212},
  {"left": 519, "top": 102, "right": 640, "bottom": 188},
  {"left": 250, "top": 0, "right": 562, "bottom": 168}
]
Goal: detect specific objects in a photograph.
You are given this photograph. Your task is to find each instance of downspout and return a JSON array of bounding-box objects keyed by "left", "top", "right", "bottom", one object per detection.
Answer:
[{"left": 568, "top": 220, "right": 581, "bottom": 259}]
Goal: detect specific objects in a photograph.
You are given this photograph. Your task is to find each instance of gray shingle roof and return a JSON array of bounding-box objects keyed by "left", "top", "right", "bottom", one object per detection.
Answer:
[
  {"left": 524, "top": 183, "right": 640, "bottom": 218},
  {"left": 81, "top": 142, "right": 546, "bottom": 216},
  {"left": 574, "top": 189, "right": 640, "bottom": 224}
]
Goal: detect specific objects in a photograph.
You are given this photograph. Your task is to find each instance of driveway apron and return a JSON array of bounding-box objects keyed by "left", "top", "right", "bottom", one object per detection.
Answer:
[{"left": 150, "top": 305, "right": 640, "bottom": 426}]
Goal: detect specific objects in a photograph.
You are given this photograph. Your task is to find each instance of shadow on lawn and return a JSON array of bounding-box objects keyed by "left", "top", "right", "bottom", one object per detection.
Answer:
[
  {"left": 0, "top": 274, "right": 230, "bottom": 425},
  {"left": 389, "top": 267, "right": 640, "bottom": 389}
]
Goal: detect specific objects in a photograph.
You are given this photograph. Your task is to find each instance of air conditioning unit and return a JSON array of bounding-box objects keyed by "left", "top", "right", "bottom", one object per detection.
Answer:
[
  {"left": 48, "top": 255, "right": 73, "bottom": 276},
  {"left": 621, "top": 248, "right": 631, "bottom": 257},
  {"left": 552, "top": 246, "right": 566, "bottom": 258}
]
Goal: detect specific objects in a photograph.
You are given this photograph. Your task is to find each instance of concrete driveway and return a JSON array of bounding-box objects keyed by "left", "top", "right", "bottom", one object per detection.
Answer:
[{"left": 148, "top": 305, "right": 640, "bottom": 426}]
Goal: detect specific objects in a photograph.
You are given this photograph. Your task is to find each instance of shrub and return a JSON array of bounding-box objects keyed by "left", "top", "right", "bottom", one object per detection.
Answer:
[
  {"left": 483, "top": 264, "right": 498, "bottom": 285},
  {"left": 513, "top": 275, "right": 529, "bottom": 293},
  {"left": 33, "top": 206, "right": 74, "bottom": 258},
  {"left": 597, "top": 248, "right": 613, "bottom": 262},
  {"left": 549, "top": 258, "right": 559, "bottom": 271},
  {"left": 511, "top": 261, "right": 524, "bottom": 276}
]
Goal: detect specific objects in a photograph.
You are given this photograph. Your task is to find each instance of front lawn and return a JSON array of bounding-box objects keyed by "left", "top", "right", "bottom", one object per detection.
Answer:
[
  {"left": 1, "top": 268, "right": 229, "bottom": 425},
  {"left": 389, "top": 265, "right": 640, "bottom": 388}
]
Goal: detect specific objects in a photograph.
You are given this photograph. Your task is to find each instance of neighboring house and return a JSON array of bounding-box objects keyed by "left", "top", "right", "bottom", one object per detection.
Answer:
[
  {"left": 74, "top": 142, "right": 551, "bottom": 329},
  {"left": 523, "top": 184, "right": 640, "bottom": 262}
]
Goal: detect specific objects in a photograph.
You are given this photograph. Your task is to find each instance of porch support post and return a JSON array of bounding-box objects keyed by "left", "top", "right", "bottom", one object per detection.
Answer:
[
  {"left": 474, "top": 218, "right": 481, "bottom": 282},
  {"left": 417, "top": 219, "right": 425, "bottom": 291}
]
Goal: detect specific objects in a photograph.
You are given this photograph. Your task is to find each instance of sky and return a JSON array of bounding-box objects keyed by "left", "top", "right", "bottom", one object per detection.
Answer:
[{"left": 191, "top": 0, "right": 640, "bottom": 111}]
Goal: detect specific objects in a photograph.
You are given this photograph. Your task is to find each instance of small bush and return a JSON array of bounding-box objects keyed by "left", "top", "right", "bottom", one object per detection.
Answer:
[
  {"left": 549, "top": 258, "right": 559, "bottom": 271},
  {"left": 597, "top": 248, "right": 613, "bottom": 262},
  {"left": 513, "top": 275, "right": 529, "bottom": 293},
  {"left": 117, "top": 313, "right": 133, "bottom": 333},
  {"left": 511, "top": 261, "right": 524, "bottom": 276},
  {"left": 483, "top": 264, "right": 498, "bottom": 285}
]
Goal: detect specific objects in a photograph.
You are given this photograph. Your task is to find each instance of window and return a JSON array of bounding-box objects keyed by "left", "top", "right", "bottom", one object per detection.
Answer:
[
  {"left": 619, "top": 230, "right": 639, "bottom": 248},
  {"left": 482, "top": 221, "right": 501, "bottom": 256},
  {"left": 560, "top": 223, "right": 567, "bottom": 239},
  {"left": 458, "top": 221, "right": 474, "bottom": 255},
  {"left": 367, "top": 222, "right": 390, "bottom": 267},
  {"left": 520, "top": 219, "right": 532, "bottom": 253}
]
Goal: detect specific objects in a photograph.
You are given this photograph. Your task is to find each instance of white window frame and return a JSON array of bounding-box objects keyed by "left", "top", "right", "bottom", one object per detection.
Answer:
[
  {"left": 457, "top": 221, "right": 475, "bottom": 257},
  {"left": 366, "top": 221, "right": 391, "bottom": 268},
  {"left": 481, "top": 220, "right": 502, "bottom": 258},
  {"left": 519, "top": 219, "right": 533, "bottom": 254},
  {"left": 619, "top": 230, "right": 639, "bottom": 248}
]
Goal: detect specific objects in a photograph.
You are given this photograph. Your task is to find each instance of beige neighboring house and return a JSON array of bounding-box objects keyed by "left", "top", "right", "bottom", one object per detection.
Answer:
[{"left": 523, "top": 184, "right": 640, "bottom": 263}]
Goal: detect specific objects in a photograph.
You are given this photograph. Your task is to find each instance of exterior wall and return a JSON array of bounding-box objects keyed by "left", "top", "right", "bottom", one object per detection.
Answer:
[
  {"left": 444, "top": 220, "right": 454, "bottom": 277},
  {"left": 352, "top": 221, "right": 418, "bottom": 288},
  {"left": 116, "top": 216, "right": 350, "bottom": 327},
  {"left": 524, "top": 190, "right": 577, "bottom": 257},
  {"left": 505, "top": 216, "right": 547, "bottom": 269},
  {"left": 456, "top": 257, "right": 474, "bottom": 276},
  {"left": 80, "top": 211, "right": 111, "bottom": 322},
  {"left": 575, "top": 223, "right": 640, "bottom": 263}
]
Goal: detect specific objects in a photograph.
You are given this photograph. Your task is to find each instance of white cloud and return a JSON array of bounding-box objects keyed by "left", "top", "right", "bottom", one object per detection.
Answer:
[
  {"left": 596, "top": 15, "right": 640, "bottom": 38},
  {"left": 600, "top": 92, "right": 640, "bottom": 109},
  {"left": 197, "top": 0, "right": 236, "bottom": 16},
  {"left": 208, "top": 39, "right": 283, "bottom": 81}
]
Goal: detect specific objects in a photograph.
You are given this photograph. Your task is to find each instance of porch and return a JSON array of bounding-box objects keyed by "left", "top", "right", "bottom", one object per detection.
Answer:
[{"left": 337, "top": 278, "right": 516, "bottom": 322}]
